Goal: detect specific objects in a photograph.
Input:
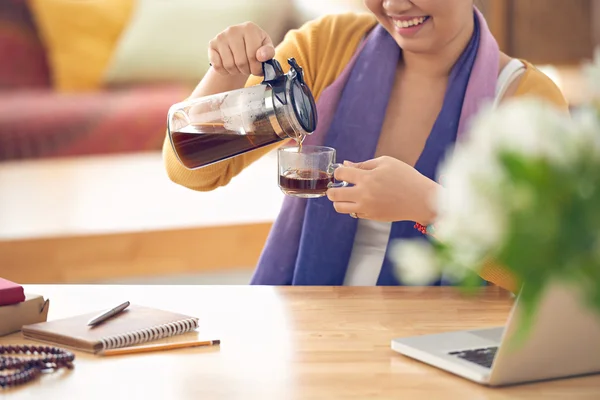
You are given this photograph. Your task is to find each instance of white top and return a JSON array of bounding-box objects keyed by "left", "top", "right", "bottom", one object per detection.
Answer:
[{"left": 343, "top": 59, "right": 526, "bottom": 286}]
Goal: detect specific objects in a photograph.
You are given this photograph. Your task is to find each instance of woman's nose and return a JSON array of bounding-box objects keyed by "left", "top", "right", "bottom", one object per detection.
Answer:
[{"left": 383, "top": 0, "right": 415, "bottom": 15}]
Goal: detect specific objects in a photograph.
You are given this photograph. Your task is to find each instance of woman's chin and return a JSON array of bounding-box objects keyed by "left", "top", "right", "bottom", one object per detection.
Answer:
[
  {"left": 392, "top": 37, "right": 436, "bottom": 54},
  {"left": 380, "top": 25, "right": 434, "bottom": 53}
]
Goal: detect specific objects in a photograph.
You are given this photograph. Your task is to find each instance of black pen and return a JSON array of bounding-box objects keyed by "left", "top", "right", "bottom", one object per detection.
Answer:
[{"left": 87, "top": 301, "right": 130, "bottom": 326}]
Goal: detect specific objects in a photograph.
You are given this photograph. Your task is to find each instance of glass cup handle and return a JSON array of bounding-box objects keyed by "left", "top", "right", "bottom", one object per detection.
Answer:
[{"left": 327, "top": 163, "right": 349, "bottom": 189}]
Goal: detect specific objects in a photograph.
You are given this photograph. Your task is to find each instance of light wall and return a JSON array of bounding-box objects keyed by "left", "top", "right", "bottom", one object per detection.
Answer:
[{"left": 292, "top": 0, "right": 368, "bottom": 24}]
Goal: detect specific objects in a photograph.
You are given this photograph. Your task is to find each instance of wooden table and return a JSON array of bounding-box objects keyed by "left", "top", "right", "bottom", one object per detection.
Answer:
[{"left": 1, "top": 285, "right": 599, "bottom": 399}]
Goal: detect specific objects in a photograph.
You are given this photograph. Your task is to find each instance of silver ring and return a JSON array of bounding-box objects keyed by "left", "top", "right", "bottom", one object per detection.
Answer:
[{"left": 350, "top": 212, "right": 358, "bottom": 219}]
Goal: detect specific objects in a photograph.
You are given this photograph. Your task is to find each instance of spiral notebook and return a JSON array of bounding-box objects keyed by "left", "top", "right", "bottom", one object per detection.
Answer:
[{"left": 21, "top": 304, "right": 199, "bottom": 354}]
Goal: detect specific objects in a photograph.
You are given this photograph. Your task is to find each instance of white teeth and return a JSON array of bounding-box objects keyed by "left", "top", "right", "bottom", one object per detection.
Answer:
[{"left": 393, "top": 17, "right": 427, "bottom": 29}]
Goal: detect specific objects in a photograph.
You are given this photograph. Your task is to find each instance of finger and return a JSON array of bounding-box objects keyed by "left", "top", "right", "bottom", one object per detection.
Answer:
[
  {"left": 332, "top": 201, "right": 359, "bottom": 215},
  {"left": 334, "top": 165, "right": 366, "bottom": 184},
  {"left": 256, "top": 34, "right": 275, "bottom": 62},
  {"left": 256, "top": 44, "right": 275, "bottom": 62},
  {"left": 229, "top": 34, "right": 251, "bottom": 75},
  {"left": 326, "top": 186, "right": 361, "bottom": 203},
  {"left": 208, "top": 48, "right": 226, "bottom": 75},
  {"left": 344, "top": 158, "right": 380, "bottom": 171},
  {"left": 217, "top": 43, "right": 240, "bottom": 75},
  {"left": 244, "top": 31, "right": 266, "bottom": 76}
]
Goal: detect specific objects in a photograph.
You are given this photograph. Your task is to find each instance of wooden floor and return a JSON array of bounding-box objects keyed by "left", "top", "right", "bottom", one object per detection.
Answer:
[{"left": 0, "top": 151, "right": 282, "bottom": 284}]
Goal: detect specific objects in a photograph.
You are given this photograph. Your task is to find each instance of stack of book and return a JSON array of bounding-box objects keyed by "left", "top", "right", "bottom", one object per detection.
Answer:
[{"left": 0, "top": 278, "right": 49, "bottom": 336}]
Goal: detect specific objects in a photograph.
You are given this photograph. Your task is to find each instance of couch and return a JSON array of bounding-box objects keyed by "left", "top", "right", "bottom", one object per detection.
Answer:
[
  {"left": 0, "top": 0, "right": 193, "bottom": 162},
  {"left": 0, "top": 0, "right": 306, "bottom": 163}
]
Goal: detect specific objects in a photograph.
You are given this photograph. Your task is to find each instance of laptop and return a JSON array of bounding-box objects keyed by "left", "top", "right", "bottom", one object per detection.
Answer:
[{"left": 391, "top": 281, "right": 600, "bottom": 387}]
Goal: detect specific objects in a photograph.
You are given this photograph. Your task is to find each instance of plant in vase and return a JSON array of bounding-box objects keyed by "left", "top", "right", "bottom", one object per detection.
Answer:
[{"left": 391, "top": 50, "right": 600, "bottom": 342}]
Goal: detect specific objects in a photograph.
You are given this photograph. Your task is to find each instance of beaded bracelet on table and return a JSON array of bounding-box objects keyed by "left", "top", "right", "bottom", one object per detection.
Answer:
[{"left": 0, "top": 345, "right": 75, "bottom": 389}]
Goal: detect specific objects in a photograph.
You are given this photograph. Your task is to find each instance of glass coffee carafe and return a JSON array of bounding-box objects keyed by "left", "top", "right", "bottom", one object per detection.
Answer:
[{"left": 166, "top": 58, "right": 318, "bottom": 170}]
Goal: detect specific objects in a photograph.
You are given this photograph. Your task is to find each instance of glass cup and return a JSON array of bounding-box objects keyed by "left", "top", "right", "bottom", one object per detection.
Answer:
[{"left": 277, "top": 145, "right": 348, "bottom": 198}]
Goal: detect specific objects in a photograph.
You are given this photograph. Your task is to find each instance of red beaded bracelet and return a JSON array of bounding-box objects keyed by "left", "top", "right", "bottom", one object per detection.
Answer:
[
  {"left": 414, "top": 223, "right": 427, "bottom": 234},
  {"left": 414, "top": 222, "right": 435, "bottom": 235}
]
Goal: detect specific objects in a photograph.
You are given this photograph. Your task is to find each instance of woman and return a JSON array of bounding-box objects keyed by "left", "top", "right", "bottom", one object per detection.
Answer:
[{"left": 163, "top": 1, "right": 568, "bottom": 291}]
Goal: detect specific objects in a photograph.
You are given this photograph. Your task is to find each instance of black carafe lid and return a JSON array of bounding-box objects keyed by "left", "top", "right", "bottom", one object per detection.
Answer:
[{"left": 262, "top": 58, "right": 318, "bottom": 135}]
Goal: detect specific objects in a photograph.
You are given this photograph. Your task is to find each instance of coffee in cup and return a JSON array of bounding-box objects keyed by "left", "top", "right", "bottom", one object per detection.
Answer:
[{"left": 277, "top": 145, "right": 348, "bottom": 198}]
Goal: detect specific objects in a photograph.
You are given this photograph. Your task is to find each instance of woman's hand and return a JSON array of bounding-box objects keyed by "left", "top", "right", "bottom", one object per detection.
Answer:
[
  {"left": 208, "top": 22, "right": 275, "bottom": 77},
  {"left": 326, "top": 156, "right": 440, "bottom": 224},
  {"left": 190, "top": 22, "right": 273, "bottom": 100}
]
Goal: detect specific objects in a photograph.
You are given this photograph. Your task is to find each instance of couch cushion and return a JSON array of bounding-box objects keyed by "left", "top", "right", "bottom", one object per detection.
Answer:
[
  {"left": 102, "top": 0, "right": 294, "bottom": 87},
  {"left": 0, "top": 0, "right": 51, "bottom": 90},
  {"left": 28, "top": 0, "right": 134, "bottom": 92},
  {"left": 0, "top": 84, "right": 189, "bottom": 161}
]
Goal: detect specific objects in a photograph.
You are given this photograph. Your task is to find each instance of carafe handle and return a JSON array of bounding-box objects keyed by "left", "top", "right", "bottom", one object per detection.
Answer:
[{"left": 262, "top": 59, "right": 285, "bottom": 83}]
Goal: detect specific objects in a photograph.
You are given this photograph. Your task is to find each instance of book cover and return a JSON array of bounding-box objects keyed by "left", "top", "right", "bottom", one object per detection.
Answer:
[
  {"left": 21, "top": 304, "right": 199, "bottom": 353},
  {"left": 0, "top": 277, "right": 26, "bottom": 306}
]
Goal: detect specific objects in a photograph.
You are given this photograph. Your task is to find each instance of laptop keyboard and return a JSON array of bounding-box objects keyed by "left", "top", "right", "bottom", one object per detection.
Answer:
[{"left": 448, "top": 346, "right": 498, "bottom": 369}]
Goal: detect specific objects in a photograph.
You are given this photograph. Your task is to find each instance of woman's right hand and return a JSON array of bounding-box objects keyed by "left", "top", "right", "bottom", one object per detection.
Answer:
[{"left": 208, "top": 22, "right": 275, "bottom": 77}]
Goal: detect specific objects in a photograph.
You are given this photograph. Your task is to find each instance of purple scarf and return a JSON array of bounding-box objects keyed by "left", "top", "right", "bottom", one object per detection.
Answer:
[{"left": 251, "top": 8, "right": 500, "bottom": 285}]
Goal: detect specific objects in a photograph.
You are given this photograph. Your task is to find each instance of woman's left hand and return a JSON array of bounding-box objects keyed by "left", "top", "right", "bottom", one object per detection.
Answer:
[{"left": 326, "top": 156, "right": 440, "bottom": 224}]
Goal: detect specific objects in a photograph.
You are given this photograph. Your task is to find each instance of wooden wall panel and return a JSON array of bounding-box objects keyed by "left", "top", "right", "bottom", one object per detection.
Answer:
[
  {"left": 509, "top": 0, "right": 593, "bottom": 65},
  {"left": 479, "top": 0, "right": 510, "bottom": 51},
  {"left": 593, "top": 0, "right": 600, "bottom": 48},
  {"left": 0, "top": 223, "right": 272, "bottom": 284}
]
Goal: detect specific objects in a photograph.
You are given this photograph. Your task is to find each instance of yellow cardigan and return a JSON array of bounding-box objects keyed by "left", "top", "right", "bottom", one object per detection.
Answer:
[{"left": 163, "top": 13, "right": 569, "bottom": 292}]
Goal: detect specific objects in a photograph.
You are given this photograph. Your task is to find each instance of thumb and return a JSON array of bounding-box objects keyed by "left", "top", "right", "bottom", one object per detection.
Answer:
[
  {"left": 256, "top": 35, "right": 275, "bottom": 62},
  {"left": 344, "top": 158, "right": 379, "bottom": 171}
]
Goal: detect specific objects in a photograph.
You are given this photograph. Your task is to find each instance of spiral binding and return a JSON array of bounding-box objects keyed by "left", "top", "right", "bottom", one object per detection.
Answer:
[{"left": 98, "top": 317, "right": 199, "bottom": 350}]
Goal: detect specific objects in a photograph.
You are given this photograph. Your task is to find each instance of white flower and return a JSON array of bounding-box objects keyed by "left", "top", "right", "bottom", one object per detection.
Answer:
[
  {"left": 568, "top": 105, "right": 600, "bottom": 160},
  {"left": 389, "top": 239, "right": 440, "bottom": 285},
  {"left": 468, "top": 98, "right": 572, "bottom": 166},
  {"left": 422, "top": 97, "right": 574, "bottom": 279},
  {"left": 435, "top": 144, "right": 507, "bottom": 253},
  {"left": 583, "top": 47, "right": 600, "bottom": 100}
]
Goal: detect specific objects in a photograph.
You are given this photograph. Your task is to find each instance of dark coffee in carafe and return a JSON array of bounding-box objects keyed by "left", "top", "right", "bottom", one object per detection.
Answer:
[
  {"left": 171, "top": 123, "right": 281, "bottom": 170},
  {"left": 167, "top": 58, "right": 318, "bottom": 170}
]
